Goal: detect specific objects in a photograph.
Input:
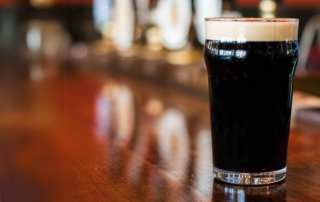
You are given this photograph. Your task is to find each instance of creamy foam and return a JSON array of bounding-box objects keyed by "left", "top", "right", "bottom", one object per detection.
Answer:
[{"left": 205, "top": 20, "right": 298, "bottom": 41}]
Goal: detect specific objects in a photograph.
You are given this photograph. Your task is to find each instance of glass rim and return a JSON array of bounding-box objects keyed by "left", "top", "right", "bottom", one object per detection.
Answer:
[{"left": 205, "top": 17, "right": 299, "bottom": 22}]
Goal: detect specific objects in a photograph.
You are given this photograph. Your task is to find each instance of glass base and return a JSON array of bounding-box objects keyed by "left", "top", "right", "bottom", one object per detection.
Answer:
[{"left": 213, "top": 167, "right": 286, "bottom": 185}]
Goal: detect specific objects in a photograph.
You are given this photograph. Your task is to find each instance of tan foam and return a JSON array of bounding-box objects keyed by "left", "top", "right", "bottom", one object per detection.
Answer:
[{"left": 205, "top": 20, "right": 298, "bottom": 41}]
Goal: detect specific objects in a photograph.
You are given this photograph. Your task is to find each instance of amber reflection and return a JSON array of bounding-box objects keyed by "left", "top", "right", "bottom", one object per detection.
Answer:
[
  {"left": 195, "top": 129, "right": 214, "bottom": 190},
  {"left": 196, "top": 129, "right": 212, "bottom": 171},
  {"left": 156, "top": 109, "right": 190, "bottom": 179},
  {"left": 101, "top": 101, "right": 197, "bottom": 201},
  {"left": 94, "top": 81, "right": 135, "bottom": 146},
  {"left": 212, "top": 179, "right": 287, "bottom": 202},
  {"left": 95, "top": 79, "right": 206, "bottom": 201},
  {"left": 145, "top": 98, "right": 164, "bottom": 117},
  {"left": 95, "top": 83, "right": 113, "bottom": 136}
]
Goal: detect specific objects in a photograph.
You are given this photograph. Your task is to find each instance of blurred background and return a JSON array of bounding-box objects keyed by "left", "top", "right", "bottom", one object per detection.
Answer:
[
  {"left": 0, "top": 0, "right": 320, "bottom": 201},
  {"left": 1, "top": 0, "right": 319, "bottom": 130},
  {"left": 1, "top": 0, "right": 320, "bottom": 117}
]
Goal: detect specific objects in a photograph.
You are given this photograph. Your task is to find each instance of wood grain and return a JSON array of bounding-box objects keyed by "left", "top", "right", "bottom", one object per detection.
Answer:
[{"left": 0, "top": 70, "right": 320, "bottom": 202}]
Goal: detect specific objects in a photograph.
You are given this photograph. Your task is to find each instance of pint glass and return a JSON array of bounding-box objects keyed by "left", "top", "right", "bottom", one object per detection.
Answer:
[{"left": 204, "top": 18, "right": 299, "bottom": 185}]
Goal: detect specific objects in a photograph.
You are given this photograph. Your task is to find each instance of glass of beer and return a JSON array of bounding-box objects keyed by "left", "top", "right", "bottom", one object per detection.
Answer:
[{"left": 204, "top": 18, "right": 299, "bottom": 185}]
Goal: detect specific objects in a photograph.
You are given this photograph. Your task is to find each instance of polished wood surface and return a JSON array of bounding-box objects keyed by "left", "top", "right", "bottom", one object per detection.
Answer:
[{"left": 0, "top": 68, "right": 320, "bottom": 202}]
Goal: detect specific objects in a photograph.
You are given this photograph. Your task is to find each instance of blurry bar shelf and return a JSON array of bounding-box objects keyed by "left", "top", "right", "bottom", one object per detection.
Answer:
[
  {"left": 77, "top": 42, "right": 209, "bottom": 100},
  {"left": 74, "top": 41, "right": 320, "bottom": 101}
]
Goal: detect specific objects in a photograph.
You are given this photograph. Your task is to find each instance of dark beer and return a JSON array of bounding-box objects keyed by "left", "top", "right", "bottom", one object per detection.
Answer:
[
  {"left": 204, "top": 18, "right": 299, "bottom": 184},
  {"left": 205, "top": 40, "right": 299, "bottom": 172}
]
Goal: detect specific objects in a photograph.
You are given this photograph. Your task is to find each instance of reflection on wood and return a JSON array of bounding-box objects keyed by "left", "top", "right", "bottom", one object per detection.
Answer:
[{"left": 0, "top": 71, "right": 320, "bottom": 201}]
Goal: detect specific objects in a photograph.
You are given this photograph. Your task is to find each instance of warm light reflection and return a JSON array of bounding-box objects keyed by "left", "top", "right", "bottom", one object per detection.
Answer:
[
  {"left": 263, "top": 13, "right": 275, "bottom": 18},
  {"left": 26, "top": 21, "right": 70, "bottom": 59},
  {"left": 29, "top": 0, "right": 54, "bottom": 8},
  {"left": 146, "top": 27, "right": 162, "bottom": 51},
  {"left": 260, "top": 0, "right": 276, "bottom": 13},
  {"left": 222, "top": 10, "right": 243, "bottom": 18},
  {"left": 167, "top": 51, "right": 199, "bottom": 65},
  {"left": 156, "top": 109, "right": 189, "bottom": 178},
  {"left": 115, "top": 85, "right": 135, "bottom": 145},
  {"left": 196, "top": 130, "right": 212, "bottom": 170},
  {"left": 260, "top": 0, "right": 277, "bottom": 18},
  {"left": 95, "top": 83, "right": 114, "bottom": 136},
  {"left": 42, "top": 22, "right": 70, "bottom": 58},
  {"left": 95, "top": 82, "right": 135, "bottom": 145},
  {"left": 29, "top": 63, "right": 44, "bottom": 82},
  {"left": 194, "top": 129, "right": 214, "bottom": 196},
  {"left": 101, "top": 22, "right": 116, "bottom": 39},
  {"left": 145, "top": 98, "right": 164, "bottom": 117}
]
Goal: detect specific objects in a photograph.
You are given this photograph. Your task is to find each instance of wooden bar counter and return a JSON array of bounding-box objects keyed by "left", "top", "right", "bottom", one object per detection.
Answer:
[{"left": 0, "top": 66, "right": 320, "bottom": 202}]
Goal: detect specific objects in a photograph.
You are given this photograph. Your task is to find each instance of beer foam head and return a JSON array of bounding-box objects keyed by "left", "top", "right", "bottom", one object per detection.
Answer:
[{"left": 205, "top": 18, "right": 299, "bottom": 42}]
